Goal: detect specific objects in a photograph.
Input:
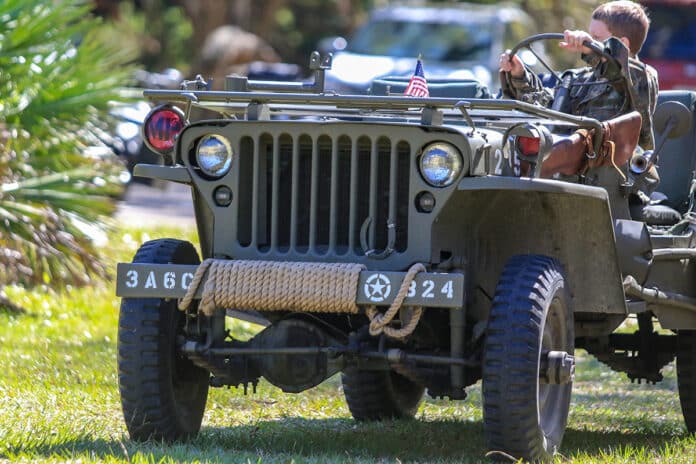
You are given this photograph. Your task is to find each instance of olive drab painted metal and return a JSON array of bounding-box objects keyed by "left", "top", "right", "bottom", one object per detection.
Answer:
[{"left": 116, "top": 37, "right": 696, "bottom": 462}]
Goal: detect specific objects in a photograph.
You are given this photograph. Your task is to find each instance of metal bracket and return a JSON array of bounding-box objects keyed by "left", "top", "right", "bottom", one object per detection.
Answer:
[
  {"left": 180, "top": 74, "right": 210, "bottom": 91},
  {"left": 180, "top": 92, "right": 198, "bottom": 122},
  {"left": 247, "top": 102, "right": 271, "bottom": 121},
  {"left": 455, "top": 100, "right": 476, "bottom": 134},
  {"left": 421, "top": 107, "right": 443, "bottom": 126},
  {"left": 359, "top": 217, "right": 396, "bottom": 260}
]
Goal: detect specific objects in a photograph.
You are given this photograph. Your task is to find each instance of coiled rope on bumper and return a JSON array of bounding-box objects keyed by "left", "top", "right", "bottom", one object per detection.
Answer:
[
  {"left": 178, "top": 259, "right": 365, "bottom": 316},
  {"left": 178, "top": 259, "right": 426, "bottom": 340}
]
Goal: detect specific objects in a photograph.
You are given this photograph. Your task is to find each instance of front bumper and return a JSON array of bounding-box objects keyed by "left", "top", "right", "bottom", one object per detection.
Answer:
[{"left": 116, "top": 262, "right": 464, "bottom": 309}]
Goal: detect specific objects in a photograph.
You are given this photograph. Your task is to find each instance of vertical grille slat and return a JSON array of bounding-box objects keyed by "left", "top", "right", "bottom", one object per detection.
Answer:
[
  {"left": 309, "top": 137, "right": 319, "bottom": 250},
  {"left": 368, "top": 138, "right": 379, "bottom": 249},
  {"left": 270, "top": 135, "right": 280, "bottom": 250},
  {"left": 289, "top": 136, "right": 300, "bottom": 250},
  {"left": 348, "top": 139, "right": 358, "bottom": 253},
  {"left": 235, "top": 126, "right": 411, "bottom": 258},
  {"left": 250, "top": 137, "right": 260, "bottom": 248},
  {"left": 237, "top": 136, "right": 253, "bottom": 247},
  {"left": 388, "top": 142, "right": 398, "bottom": 227},
  {"left": 396, "top": 141, "right": 411, "bottom": 252},
  {"left": 329, "top": 137, "right": 339, "bottom": 251}
]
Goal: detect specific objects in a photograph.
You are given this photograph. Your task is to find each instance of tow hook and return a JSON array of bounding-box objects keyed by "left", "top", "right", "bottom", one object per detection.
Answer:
[{"left": 540, "top": 351, "right": 575, "bottom": 384}]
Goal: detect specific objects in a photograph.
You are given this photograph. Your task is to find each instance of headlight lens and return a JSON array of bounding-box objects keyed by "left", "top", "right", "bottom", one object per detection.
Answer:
[
  {"left": 196, "top": 134, "right": 233, "bottom": 177},
  {"left": 419, "top": 142, "right": 463, "bottom": 187},
  {"left": 142, "top": 105, "right": 185, "bottom": 154}
]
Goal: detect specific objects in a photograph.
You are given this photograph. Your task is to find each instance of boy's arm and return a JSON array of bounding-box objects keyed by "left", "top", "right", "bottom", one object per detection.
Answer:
[
  {"left": 581, "top": 36, "right": 656, "bottom": 149},
  {"left": 631, "top": 63, "right": 659, "bottom": 150},
  {"left": 500, "top": 67, "right": 554, "bottom": 106}
]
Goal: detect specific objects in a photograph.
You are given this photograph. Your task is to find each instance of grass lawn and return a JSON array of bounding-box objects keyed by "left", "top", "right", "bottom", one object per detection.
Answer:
[{"left": 1, "top": 226, "right": 696, "bottom": 463}]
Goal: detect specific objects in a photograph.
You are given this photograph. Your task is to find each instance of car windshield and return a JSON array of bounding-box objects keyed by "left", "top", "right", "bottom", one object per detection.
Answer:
[
  {"left": 347, "top": 19, "right": 493, "bottom": 62},
  {"left": 643, "top": 4, "right": 696, "bottom": 60}
]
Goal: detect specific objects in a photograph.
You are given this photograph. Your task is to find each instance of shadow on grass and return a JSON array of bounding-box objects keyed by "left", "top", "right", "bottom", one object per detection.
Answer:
[
  {"left": 9, "top": 418, "right": 689, "bottom": 463},
  {"left": 199, "top": 418, "right": 485, "bottom": 460},
  {"left": 6, "top": 419, "right": 484, "bottom": 462}
]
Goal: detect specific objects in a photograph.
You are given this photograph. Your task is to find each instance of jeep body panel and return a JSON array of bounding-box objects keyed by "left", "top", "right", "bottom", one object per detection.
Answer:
[{"left": 438, "top": 176, "right": 627, "bottom": 317}]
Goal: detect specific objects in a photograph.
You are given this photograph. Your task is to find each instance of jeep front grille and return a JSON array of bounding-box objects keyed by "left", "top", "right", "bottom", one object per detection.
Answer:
[{"left": 235, "top": 132, "right": 411, "bottom": 257}]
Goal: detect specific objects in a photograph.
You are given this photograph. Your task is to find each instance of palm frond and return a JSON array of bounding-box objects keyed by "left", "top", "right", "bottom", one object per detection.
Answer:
[{"left": 0, "top": 0, "right": 136, "bottom": 287}]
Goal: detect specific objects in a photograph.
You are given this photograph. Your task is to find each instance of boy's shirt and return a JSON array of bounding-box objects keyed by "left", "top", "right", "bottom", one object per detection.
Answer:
[{"left": 501, "top": 42, "right": 659, "bottom": 150}]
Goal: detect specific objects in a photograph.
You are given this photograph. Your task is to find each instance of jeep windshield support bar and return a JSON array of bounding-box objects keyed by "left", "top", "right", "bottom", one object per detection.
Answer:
[{"left": 144, "top": 89, "right": 605, "bottom": 153}]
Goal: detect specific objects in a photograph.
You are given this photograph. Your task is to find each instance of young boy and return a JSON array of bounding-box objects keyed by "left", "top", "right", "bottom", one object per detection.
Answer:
[{"left": 499, "top": 1, "right": 658, "bottom": 150}]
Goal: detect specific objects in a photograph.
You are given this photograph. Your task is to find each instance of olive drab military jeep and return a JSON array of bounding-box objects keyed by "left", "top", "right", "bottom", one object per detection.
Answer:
[{"left": 116, "top": 34, "right": 696, "bottom": 461}]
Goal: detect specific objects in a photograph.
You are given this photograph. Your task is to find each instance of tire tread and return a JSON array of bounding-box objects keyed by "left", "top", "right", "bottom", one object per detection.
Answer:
[
  {"left": 483, "top": 254, "right": 573, "bottom": 462},
  {"left": 342, "top": 369, "right": 424, "bottom": 421},
  {"left": 677, "top": 330, "right": 696, "bottom": 432},
  {"left": 118, "top": 239, "right": 209, "bottom": 442}
]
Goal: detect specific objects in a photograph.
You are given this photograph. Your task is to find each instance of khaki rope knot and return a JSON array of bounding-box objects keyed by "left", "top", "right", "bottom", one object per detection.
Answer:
[
  {"left": 178, "top": 259, "right": 365, "bottom": 316},
  {"left": 365, "top": 262, "right": 426, "bottom": 340}
]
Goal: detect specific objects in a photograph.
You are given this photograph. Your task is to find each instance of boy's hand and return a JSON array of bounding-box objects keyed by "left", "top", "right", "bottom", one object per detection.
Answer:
[
  {"left": 559, "top": 29, "right": 594, "bottom": 54},
  {"left": 499, "top": 50, "right": 525, "bottom": 78}
]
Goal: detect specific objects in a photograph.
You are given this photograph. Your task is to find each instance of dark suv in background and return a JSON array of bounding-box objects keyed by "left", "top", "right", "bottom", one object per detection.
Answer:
[
  {"left": 321, "top": 3, "right": 542, "bottom": 94},
  {"left": 642, "top": 0, "right": 696, "bottom": 90}
]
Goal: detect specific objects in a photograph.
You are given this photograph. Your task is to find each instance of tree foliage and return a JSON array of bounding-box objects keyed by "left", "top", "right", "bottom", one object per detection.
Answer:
[{"left": 0, "top": 0, "right": 133, "bottom": 287}]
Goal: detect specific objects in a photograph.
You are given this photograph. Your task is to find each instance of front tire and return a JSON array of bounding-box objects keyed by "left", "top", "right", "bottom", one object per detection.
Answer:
[
  {"left": 483, "top": 255, "right": 574, "bottom": 462},
  {"left": 342, "top": 368, "right": 424, "bottom": 420},
  {"left": 677, "top": 330, "right": 696, "bottom": 432},
  {"left": 118, "top": 239, "right": 209, "bottom": 442}
]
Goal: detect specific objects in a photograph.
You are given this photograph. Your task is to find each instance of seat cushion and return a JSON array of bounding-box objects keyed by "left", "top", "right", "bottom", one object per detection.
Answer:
[{"left": 654, "top": 90, "right": 696, "bottom": 213}]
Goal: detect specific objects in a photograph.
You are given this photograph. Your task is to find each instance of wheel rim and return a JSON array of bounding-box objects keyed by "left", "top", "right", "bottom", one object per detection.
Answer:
[{"left": 538, "top": 295, "right": 570, "bottom": 445}]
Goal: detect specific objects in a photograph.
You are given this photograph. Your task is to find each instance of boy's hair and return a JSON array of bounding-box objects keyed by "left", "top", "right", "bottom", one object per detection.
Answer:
[{"left": 592, "top": 1, "right": 650, "bottom": 55}]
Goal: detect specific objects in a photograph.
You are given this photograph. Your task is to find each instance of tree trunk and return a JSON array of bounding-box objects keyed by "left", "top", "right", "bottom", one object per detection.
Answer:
[{"left": 181, "top": 0, "right": 234, "bottom": 51}]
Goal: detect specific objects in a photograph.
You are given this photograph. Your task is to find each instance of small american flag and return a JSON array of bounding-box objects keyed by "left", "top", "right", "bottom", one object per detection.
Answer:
[{"left": 404, "top": 59, "right": 429, "bottom": 97}]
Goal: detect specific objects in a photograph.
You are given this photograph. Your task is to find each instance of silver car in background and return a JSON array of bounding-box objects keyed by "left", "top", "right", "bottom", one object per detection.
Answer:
[{"left": 322, "top": 3, "right": 542, "bottom": 94}]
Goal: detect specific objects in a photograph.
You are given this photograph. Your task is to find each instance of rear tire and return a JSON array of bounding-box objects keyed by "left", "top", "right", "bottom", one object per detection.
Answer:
[
  {"left": 118, "top": 239, "right": 209, "bottom": 442},
  {"left": 482, "top": 255, "right": 574, "bottom": 462},
  {"left": 677, "top": 330, "right": 696, "bottom": 432},
  {"left": 342, "top": 368, "right": 424, "bottom": 420}
]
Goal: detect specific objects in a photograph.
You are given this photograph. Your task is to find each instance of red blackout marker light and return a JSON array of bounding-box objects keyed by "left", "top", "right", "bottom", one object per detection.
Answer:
[
  {"left": 143, "top": 105, "right": 185, "bottom": 154},
  {"left": 517, "top": 136, "right": 540, "bottom": 157}
]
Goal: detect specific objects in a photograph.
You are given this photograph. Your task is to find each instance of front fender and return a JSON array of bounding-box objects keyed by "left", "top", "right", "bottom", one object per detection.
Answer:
[{"left": 433, "top": 176, "right": 627, "bottom": 317}]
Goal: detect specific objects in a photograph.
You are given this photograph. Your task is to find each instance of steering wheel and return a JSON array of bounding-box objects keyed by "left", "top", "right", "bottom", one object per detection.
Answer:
[{"left": 508, "top": 33, "right": 619, "bottom": 85}]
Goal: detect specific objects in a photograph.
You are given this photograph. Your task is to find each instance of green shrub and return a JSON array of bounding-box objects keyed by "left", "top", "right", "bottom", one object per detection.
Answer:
[{"left": 0, "top": 0, "right": 133, "bottom": 287}]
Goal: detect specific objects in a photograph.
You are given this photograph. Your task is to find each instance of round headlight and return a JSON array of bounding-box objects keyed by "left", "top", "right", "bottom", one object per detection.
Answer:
[
  {"left": 142, "top": 105, "right": 185, "bottom": 154},
  {"left": 196, "top": 134, "right": 233, "bottom": 178},
  {"left": 419, "top": 142, "right": 463, "bottom": 187}
]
